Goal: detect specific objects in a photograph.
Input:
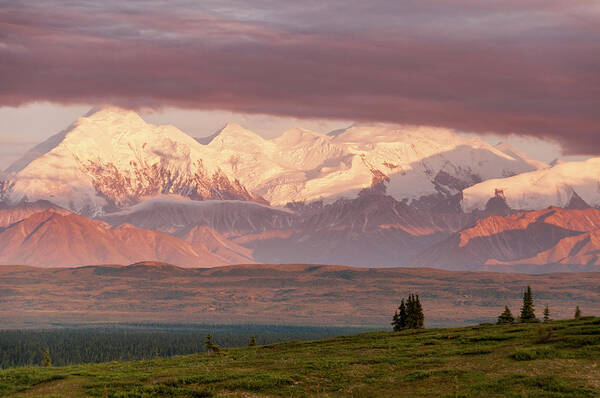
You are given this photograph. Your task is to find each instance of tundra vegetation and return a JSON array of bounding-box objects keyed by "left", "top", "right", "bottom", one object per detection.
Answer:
[{"left": 1, "top": 317, "right": 599, "bottom": 397}]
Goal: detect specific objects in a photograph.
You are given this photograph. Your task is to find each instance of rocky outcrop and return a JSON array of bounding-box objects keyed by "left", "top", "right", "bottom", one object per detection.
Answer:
[{"left": 82, "top": 158, "right": 261, "bottom": 211}]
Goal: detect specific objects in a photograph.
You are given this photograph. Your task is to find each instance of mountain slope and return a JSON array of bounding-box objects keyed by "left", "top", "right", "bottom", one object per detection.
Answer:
[
  {"left": 494, "top": 142, "right": 549, "bottom": 171},
  {"left": 1, "top": 108, "right": 261, "bottom": 215},
  {"left": 0, "top": 209, "right": 250, "bottom": 267},
  {"left": 235, "top": 190, "right": 483, "bottom": 267},
  {"left": 178, "top": 225, "right": 254, "bottom": 264},
  {"left": 1, "top": 107, "right": 548, "bottom": 216},
  {"left": 488, "top": 229, "right": 600, "bottom": 267},
  {"left": 100, "top": 189, "right": 515, "bottom": 268},
  {"left": 412, "top": 207, "right": 600, "bottom": 271},
  {"left": 0, "top": 200, "right": 66, "bottom": 228},
  {"left": 462, "top": 158, "right": 600, "bottom": 212},
  {"left": 205, "top": 123, "right": 547, "bottom": 207},
  {"left": 101, "top": 197, "right": 295, "bottom": 237}
]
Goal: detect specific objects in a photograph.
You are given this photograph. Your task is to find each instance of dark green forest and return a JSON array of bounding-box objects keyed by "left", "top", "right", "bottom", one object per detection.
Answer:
[{"left": 0, "top": 324, "right": 373, "bottom": 368}]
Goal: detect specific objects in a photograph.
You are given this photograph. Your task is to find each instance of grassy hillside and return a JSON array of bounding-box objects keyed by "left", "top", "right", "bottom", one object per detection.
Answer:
[{"left": 1, "top": 318, "right": 599, "bottom": 397}]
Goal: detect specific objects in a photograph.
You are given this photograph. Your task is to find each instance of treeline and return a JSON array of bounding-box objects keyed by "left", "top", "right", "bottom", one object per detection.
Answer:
[
  {"left": 497, "top": 285, "right": 585, "bottom": 324},
  {"left": 0, "top": 324, "right": 372, "bottom": 369}
]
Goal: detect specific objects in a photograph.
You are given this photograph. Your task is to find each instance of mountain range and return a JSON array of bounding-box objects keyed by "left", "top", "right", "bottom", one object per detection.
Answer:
[{"left": 1, "top": 107, "right": 600, "bottom": 271}]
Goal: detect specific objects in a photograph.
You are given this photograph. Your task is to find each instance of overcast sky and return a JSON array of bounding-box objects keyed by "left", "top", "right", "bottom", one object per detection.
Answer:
[{"left": 1, "top": 0, "right": 598, "bottom": 168}]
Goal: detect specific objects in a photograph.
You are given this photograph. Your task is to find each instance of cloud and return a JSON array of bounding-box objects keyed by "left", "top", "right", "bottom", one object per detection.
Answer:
[
  {"left": 0, "top": 138, "right": 37, "bottom": 170},
  {"left": 1, "top": 0, "right": 599, "bottom": 154}
]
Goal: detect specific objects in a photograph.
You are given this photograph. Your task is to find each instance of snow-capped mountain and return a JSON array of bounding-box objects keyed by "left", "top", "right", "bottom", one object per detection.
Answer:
[
  {"left": 1, "top": 107, "right": 548, "bottom": 215},
  {"left": 493, "top": 142, "right": 549, "bottom": 171},
  {"left": 202, "top": 122, "right": 547, "bottom": 207},
  {"left": 5, "top": 106, "right": 599, "bottom": 272},
  {"left": 462, "top": 158, "right": 600, "bottom": 212},
  {"left": 0, "top": 108, "right": 260, "bottom": 215}
]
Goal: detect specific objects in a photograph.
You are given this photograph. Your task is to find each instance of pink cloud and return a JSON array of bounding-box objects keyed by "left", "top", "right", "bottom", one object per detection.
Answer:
[{"left": 1, "top": 0, "right": 599, "bottom": 154}]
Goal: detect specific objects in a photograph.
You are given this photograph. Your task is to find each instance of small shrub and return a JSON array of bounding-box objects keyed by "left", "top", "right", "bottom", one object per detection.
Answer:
[
  {"left": 464, "top": 335, "right": 513, "bottom": 343},
  {"left": 404, "top": 370, "right": 432, "bottom": 381},
  {"left": 535, "top": 326, "right": 554, "bottom": 344},
  {"left": 455, "top": 348, "right": 492, "bottom": 356},
  {"left": 227, "top": 374, "right": 294, "bottom": 392},
  {"left": 511, "top": 346, "right": 558, "bottom": 361},
  {"left": 556, "top": 336, "right": 600, "bottom": 348}
]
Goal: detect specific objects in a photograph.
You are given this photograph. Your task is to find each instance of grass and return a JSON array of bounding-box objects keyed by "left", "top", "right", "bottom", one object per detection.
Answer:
[{"left": 1, "top": 318, "right": 599, "bottom": 397}]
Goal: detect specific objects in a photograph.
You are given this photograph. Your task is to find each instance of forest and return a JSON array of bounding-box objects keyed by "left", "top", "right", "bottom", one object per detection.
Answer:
[{"left": 0, "top": 323, "right": 372, "bottom": 368}]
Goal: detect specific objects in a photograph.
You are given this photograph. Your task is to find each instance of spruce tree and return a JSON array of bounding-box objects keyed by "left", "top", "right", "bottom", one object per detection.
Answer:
[
  {"left": 497, "top": 306, "right": 515, "bottom": 324},
  {"left": 403, "top": 294, "right": 424, "bottom": 329},
  {"left": 392, "top": 310, "right": 400, "bottom": 331},
  {"left": 519, "top": 286, "right": 537, "bottom": 323},
  {"left": 392, "top": 299, "right": 408, "bottom": 331},
  {"left": 575, "top": 306, "right": 581, "bottom": 319},
  {"left": 399, "top": 299, "right": 408, "bottom": 329},
  {"left": 42, "top": 347, "right": 51, "bottom": 367},
  {"left": 393, "top": 295, "right": 426, "bottom": 330},
  {"left": 248, "top": 336, "right": 257, "bottom": 346},
  {"left": 406, "top": 294, "right": 416, "bottom": 329},
  {"left": 543, "top": 305, "right": 550, "bottom": 322},
  {"left": 414, "top": 295, "right": 424, "bottom": 328}
]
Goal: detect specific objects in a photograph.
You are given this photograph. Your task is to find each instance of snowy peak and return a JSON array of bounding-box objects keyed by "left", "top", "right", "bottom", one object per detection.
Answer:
[
  {"left": 274, "top": 127, "right": 329, "bottom": 147},
  {"left": 8, "top": 106, "right": 197, "bottom": 176},
  {"left": 1, "top": 106, "right": 553, "bottom": 212},
  {"left": 63, "top": 106, "right": 200, "bottom": 152},
  {"left": 462, "top": 157, "right": 600, "bottom": 212},
  {"left": 207, "top": 123, "right": 266, "bottom": 149},
  {"left": 494, "top": 141, "right": 549, "bottom": 170},
  {"left": 331, "top": 124, "right": 461, "bottom": 146},
  {"left": 83, "top": 106, "right": 146, "bottom": 124},
  {"left": 1, "top": 108, "right": 261, "bottom": 215}
]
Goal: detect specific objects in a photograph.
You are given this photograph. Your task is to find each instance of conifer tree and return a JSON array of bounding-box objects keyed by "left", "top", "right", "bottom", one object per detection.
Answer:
[
  {"left": 248, "top": 336, "right": 257, "bottom": 346},
  {"left": 392, "top": 299, "right": 408, "bottom": 331},
  {"left": 406, "top": 294, "right": 416, "bottom": 329},
  {"left": 392, "top": 310, "right": 400, "bottom": 331},
  {"left": 42, "top": 347, "right": 51, "bottom": 367},
  {"left": 497, "top": 306, "right": 515, "bottom": 324},
  {"left": 543, "top": 305, "right": 550, "bottom": 322},
  {"left": 575, "top": 306, "right": 581, "bottom": 319},
  {"left": 519, "top": 286, "right": 537, "bottom": 323},
  {"left": 393, "top": 295, "right": 425, "bottom": 330},
  {"left": 403, "top": 294, "right": 425, "bottom": 329},
  {"left": 414, "top": 295, "right": 424, "bottom": 328},
  {"left": 399, "top": 299, "right": 408, "bottom": 329}
]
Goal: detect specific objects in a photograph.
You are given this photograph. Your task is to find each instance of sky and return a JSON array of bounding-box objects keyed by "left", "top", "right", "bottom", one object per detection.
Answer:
[{"left": 1, "top": 0, "right": 599, "bottom": 168}]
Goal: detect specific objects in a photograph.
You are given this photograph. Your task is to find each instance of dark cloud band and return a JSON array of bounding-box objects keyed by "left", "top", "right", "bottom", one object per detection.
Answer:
[{"left": 1, "top": 0, "right": 599, "bottom": 154}]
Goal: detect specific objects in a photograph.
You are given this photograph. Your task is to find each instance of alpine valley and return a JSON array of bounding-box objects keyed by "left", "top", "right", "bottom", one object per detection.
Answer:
[{"left": 2, "top": 107, "right": 600, "bottom": 271}]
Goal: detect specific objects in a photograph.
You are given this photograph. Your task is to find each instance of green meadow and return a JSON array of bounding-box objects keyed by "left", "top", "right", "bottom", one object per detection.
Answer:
[{"left": 2, "top": 318, "right": 599, "bottom": 397}]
